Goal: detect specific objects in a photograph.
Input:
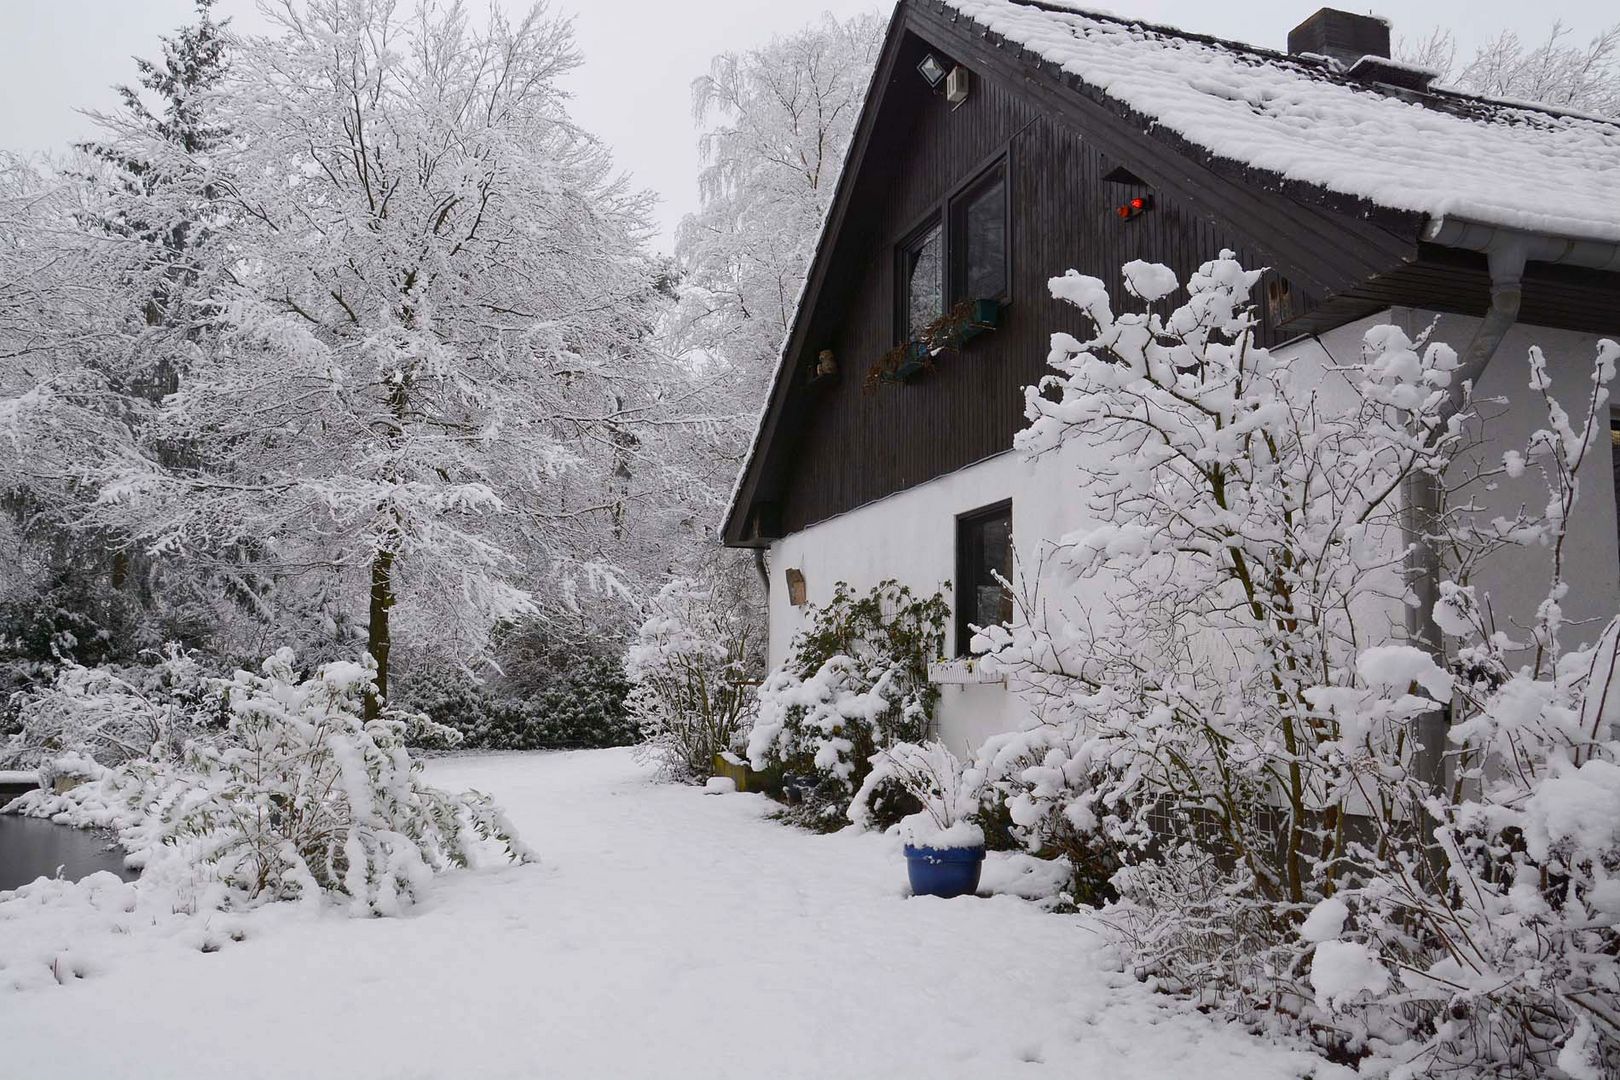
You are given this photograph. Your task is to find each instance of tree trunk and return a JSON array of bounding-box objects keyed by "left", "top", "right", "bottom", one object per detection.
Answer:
[{"left": 366, "top": 546, "right": 396, "bottom": 721}]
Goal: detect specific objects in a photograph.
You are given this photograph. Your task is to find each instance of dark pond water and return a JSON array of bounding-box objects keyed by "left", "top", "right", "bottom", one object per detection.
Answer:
[{"left": 0, "top": 814, "right": 137, "bottom": 892}]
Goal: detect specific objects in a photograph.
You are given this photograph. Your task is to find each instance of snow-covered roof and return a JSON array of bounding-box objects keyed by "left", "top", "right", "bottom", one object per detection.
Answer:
[{"left": 942, "top": 0, "right": 1620, "bottom": 242}]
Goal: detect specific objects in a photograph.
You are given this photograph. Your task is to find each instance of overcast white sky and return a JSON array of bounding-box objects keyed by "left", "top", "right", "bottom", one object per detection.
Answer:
[{"left": 2, "top": 0, "right": 1614, "bottom": 253}]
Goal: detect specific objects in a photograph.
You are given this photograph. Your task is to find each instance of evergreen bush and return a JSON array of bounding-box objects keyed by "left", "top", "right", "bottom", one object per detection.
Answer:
[
  {"left": 747, "top": 580, "right": 946, "bottom": 828},
  {"left": 392, "top": 641, "right": 636, "bottom": 753}
]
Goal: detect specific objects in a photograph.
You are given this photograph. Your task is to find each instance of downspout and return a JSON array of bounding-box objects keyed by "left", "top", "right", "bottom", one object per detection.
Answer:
[
  {"left": 1403, "top": 217, "right": 1620, "bottom": 788},
  {"left": 753, "top": 546, "right": 770, "bottom": 597},
  {"left": 1402, "top": 237, "right": 1525, "bottom": 790}
]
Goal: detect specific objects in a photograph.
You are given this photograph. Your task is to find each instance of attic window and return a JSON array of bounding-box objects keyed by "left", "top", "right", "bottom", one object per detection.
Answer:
[
  {"left": 952, "top": 167, "right": 1007, "bottom": 302},
  {"left": 900, "top": 218, "right": 944, "bottom": 340}
]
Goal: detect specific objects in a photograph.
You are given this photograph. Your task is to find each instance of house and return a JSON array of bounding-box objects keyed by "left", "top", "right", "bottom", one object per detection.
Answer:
[{"left": 722, "top": 0, "right": 1620, "bottom": 752}]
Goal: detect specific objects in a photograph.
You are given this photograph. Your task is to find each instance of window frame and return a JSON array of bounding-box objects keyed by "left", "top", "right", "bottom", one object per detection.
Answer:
[
  {"left": 894, "top": 213, "right": 945, "bottom": 346},
  {"left": 954, "top": 498, "right": 1014, "bottom": 657},
  {"left": 891, "top": 151, "right": 1012, "bottom": 345},
  {"left": 948, "top": 161, "right": 1011, "bottom": 308}
]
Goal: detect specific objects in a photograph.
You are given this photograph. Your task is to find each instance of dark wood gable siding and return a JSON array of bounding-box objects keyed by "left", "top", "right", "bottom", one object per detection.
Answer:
[
  {"left": 726, "top": 0, "right": 1620, "bottom": 546},
  {"left": 776, "top": 32, "right": 1284, "bottom": 536}
]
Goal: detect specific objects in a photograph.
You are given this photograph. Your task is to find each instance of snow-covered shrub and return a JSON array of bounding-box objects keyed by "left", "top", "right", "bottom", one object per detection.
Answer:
[
  {"left": 14, "top": 650, "right": 530, "bottom": 915},
  {"left": 1312, "top": 613, "right": 1620, "bottom": 1075},
  {"left": 977, "top": 251, "right": 1620, "bottom": 1073},
  {"left": 747, "top": 580, "right": 946, "bottom": 827},
  {"left": 0, "top": 647, "right": 223, "bottom": 772},
  {"left": 849, "top": 740, "right": 985, "bottom": 848},
  {"left": 628, "top": 576, "right": 762, "bottom": 782},
  {"left": 973, "top": 725, "right": 1122, "bottom": 905}
]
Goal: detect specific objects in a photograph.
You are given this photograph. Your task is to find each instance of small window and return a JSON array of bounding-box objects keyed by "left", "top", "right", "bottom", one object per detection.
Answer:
[
  {"left": 955, "top": 500, "right": 1013, "bottom": 655},
  {"left": 952, "top": 168, "right": 1007, "bottom": 302},
  {"left": 900, "top": 219, "right": 944, "bottom": 341}
]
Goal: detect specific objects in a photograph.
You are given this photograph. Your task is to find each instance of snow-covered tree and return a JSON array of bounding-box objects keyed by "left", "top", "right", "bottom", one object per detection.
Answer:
[
  {"left": 77, "top": 0, "right": 230, "bottom": 346},
  {"left": 671, "top": 12, "right": 884, "bottom": 403},
  {"left": 0, "top": 0, "right": 236, "bottom": 677},
  {"left": 974, "top": 252, "right": 1620, "bottom": 1073},
  {"left": 627, "top": 572, "right": 763, "bottom": 781},
  {"left": 88, "top": 0, "right": 678, "bottom": 711},
  {"left": 1402, "top": 20, "right": 1620, "bottom": 116}
]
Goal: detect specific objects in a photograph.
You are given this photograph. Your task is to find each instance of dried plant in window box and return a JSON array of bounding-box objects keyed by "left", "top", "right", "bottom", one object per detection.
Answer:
[{"left": 863, "top": 299, "right": 1001, "bottom": 393}]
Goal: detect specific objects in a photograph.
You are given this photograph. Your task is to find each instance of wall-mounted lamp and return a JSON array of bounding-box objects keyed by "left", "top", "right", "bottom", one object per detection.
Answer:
[{"left": 917, "top": 53, "right": 948, "bottom": 88}]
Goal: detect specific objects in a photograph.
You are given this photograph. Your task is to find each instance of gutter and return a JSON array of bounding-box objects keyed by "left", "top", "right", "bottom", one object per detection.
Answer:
[{"left": 1404, "top": 217, "right": 1620, "bottom": 787}]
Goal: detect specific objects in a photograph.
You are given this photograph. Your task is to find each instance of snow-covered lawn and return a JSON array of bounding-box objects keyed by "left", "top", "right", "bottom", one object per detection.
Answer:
[{"left": 0, "top": 750, "right": 1338, "bottom": 1079}]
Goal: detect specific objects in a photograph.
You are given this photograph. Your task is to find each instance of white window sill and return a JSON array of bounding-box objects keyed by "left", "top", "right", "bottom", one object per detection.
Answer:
[{"left": 928, "top": 658, "right": 1006, "bottom": 685}]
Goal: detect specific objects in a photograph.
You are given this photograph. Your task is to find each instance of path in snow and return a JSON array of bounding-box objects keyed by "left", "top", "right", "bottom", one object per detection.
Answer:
[{"left": 0, "top": 749, "right": 1335, "bottom": 1079}]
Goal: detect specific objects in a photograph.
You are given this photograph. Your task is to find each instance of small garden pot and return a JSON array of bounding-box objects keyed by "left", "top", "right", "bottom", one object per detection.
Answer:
[{"left": 903, "top": 843, "right": 985, "bottom": 899}]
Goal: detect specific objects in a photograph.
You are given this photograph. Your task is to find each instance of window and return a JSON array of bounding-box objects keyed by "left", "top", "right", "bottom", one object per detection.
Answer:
[
  {"left": 900, "top": 219, "right": 944, "bottom": 341},
  {"left": 893, "top": 157, "right": 1010, "bottom": 343},
  {"left": 952, "top": 170, "right": 1007, "bottom": 302},
  {"left": 955, "top": 500, "right": 1013, "bottom": 655}
]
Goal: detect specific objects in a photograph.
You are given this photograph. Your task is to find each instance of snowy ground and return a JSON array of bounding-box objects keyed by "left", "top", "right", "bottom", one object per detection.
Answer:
[{"left": 0, "top": 749, "right": 1340, "bottom": 1079}]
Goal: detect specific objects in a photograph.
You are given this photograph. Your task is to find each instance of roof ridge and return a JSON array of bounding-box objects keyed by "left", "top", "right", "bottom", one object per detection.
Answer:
[{"left": 978, "top": 0, "right": 1620, "bottom": 129}]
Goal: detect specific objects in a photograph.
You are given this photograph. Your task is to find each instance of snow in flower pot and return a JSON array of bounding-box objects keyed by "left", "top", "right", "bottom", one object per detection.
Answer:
[
  {"left": 848, "top": 739, "right": 987, "bottom": 899},
  {"left": 901, "top": 815, "right": 985, "bottom": 899}
]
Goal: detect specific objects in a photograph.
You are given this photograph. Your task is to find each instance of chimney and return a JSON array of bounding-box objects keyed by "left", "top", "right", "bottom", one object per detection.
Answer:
[{"left": 1287, "top": 8, "right": 1390, "bottom": 69}]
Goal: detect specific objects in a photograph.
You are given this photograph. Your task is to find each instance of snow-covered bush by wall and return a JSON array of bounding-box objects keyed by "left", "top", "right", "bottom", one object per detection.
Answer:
[
  {"left": 11, "top": 649, "right": 530, "bottom": 916},
  {"left": 971, "top": 724, "right": 1124, "bottom": 906},
  {"left": 747, "top": 580, "right": 946, "bottom": 827},
  {"left": 974, "top": 251, "right": 1620, "bottom": 1074},
  {"left": 1314, "top": 612, "right": 1620, "bottom": 1077},
  {"left": 628, "top": 574, "right": 762, "bottom": 782}
]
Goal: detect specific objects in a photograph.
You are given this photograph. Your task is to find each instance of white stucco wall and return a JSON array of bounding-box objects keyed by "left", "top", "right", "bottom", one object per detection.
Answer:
[
  {"left": 764, "top": 308, "right": 1620, "bottom": 754},
  {"left": 766, "top": 445, "right": 1084, "bottom": 754},
  {"left": 1408, "top": 309, "right": 1620, "bottom": 643}
]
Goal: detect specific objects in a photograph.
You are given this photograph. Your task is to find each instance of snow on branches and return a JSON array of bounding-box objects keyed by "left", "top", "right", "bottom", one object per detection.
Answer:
[
  {"left": 747, "top": 581, "right": 947, "bottom": 826},
  {"left": 672, "top": 13, "right": 884, "bottom": 401},
  {"left": 10, "top": 649, "right": 528, "bottom": 917},
  {"left": 977, "top": 251, "right": 1620, "bottom": 1073},
  {"left": 627, "top": 574, "right": 763, "bottom": 782},
  {"left": 48, "top": 0, "right": 710, "bottom": 702}
]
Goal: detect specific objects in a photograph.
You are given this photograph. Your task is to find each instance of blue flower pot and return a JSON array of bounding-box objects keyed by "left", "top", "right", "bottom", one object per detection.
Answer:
[{"left": 903, "top": 844, "right": 985, "bottom": 899}]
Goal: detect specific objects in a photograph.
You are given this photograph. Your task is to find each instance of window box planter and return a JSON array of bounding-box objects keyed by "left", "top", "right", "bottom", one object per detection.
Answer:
[
  {"left": 865, "top": 300, "right": 999, "bottom": 391},
  {"left": 954, "top": 298, "right": 1001, "bottom": 344},
  {"left": 893, "top": 340, "right": 933, "bottom": 381},
  {"left": 928, "top": 658, "right": 1005, "bottom": 685}
]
